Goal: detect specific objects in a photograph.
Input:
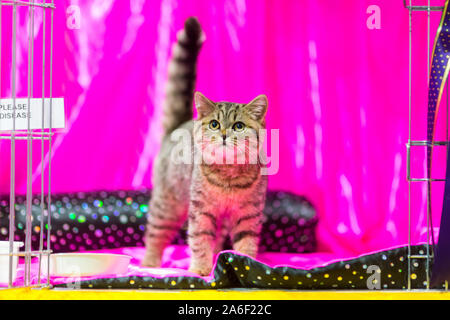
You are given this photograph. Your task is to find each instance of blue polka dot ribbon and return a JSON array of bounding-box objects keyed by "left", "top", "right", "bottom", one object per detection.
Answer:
[{"left": 429, "top": 0, "right": 450, "bottom": 288}]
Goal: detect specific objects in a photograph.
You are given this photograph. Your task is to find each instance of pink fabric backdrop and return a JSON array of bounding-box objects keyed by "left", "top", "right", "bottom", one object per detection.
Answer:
[{"left": 0, "top": 0, "right": 447, "bottom": 256}]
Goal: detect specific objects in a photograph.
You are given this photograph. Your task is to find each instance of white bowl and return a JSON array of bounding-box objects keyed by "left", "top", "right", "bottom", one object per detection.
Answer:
[
  {"left": 0, "top": 241, "right": 24, "bottom": 284},
  {"left": 49, "top": 253, "right": 131, "bottom": 277}
]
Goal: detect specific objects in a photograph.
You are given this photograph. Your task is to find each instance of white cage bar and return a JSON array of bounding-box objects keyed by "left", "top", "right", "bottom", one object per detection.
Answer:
[{"left": 0, "top": 0, "right": 55, "bottom": 288}]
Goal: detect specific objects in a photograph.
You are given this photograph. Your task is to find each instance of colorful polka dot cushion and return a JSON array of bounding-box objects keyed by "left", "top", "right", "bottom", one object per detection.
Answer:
[{"left": 0, "top": 189, "right": 318, "bottom": 254}]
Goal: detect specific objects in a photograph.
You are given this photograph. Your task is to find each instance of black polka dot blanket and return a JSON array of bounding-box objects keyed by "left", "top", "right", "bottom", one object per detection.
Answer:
[{"left": 0, "top": 190, "right": 443, "bottom": 289}]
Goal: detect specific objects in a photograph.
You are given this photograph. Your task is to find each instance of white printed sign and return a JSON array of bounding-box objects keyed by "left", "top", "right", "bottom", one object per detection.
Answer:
[{"left": 0, "top": 98, "right": 65, "bottom": 131}]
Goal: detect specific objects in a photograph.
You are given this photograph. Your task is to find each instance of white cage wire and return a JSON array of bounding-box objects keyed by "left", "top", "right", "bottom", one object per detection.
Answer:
[{"left": 0, "top": 0, "right": 55, "bottom": 288}]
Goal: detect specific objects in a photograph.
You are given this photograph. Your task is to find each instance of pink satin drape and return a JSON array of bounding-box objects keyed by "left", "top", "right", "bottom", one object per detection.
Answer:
[{"left": 0, "top": 0, "right": 447, "bottom": 256}]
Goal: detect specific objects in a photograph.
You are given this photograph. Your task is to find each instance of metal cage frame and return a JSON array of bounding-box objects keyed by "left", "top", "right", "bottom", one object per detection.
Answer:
[{"left": 0, "top": 0, "right": 55, "bottom": 288}]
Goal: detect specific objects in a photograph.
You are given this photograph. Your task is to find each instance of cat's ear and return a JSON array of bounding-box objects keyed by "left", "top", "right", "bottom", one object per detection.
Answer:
[
  {"left": 245, "top": 94, "right": 268, "bottom": 121},
  {"left": 194, "top": 92, "right": 216, "bottom": 119}
]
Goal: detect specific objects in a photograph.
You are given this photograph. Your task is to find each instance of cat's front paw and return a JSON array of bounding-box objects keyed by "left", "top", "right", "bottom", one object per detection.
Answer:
[
  {"left": 141, "top": 252, "right": 161, "bottom": 268},
  {"left": 188, "top": 265, "right": 212, "bottom": 276}
]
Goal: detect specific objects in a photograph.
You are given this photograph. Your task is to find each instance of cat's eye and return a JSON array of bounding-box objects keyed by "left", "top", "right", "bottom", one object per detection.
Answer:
[
  {"left": 233, "top": 122, "right": 245, "bottom": 132},
  {"left": 209, "top": 120, "right": 220, "bottom": 130}
]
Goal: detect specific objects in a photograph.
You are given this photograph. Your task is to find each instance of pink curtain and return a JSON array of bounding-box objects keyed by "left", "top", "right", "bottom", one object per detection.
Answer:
[{"left": 0, "top": 0, "right": 447, "bottom": 256}]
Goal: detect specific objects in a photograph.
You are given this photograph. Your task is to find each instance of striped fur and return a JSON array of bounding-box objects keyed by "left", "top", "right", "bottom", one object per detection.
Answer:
[{"left": 142, "top": 18, "right": 268, "bottom": 276}]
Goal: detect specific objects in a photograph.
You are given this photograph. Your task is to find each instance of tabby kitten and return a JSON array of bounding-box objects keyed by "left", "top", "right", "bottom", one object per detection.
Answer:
[{"left": 142, "top": 17, "right": 268, "bottom": 276}]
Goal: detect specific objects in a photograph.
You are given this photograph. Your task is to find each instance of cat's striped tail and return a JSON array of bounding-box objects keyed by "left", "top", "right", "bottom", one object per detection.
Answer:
[{"left": 162, "top": 17, "right": 204, "bottom": 136}]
